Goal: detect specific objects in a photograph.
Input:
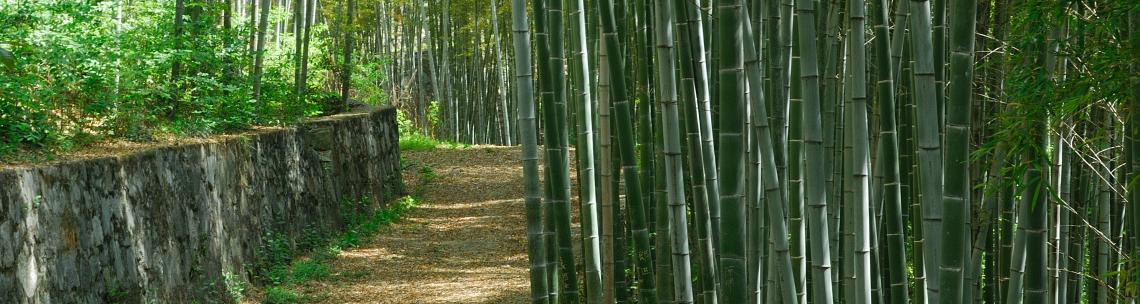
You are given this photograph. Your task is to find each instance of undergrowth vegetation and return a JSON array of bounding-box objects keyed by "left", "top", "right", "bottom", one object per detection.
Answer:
[
  {"left": 252, "top": 195, "right": 420, "bottom": 304},
  {"left": 396, "top": 107, "right": 467, "bottom": 151},
  {"left": 250, "top": 156, "right": 436, "bottom": 304}
]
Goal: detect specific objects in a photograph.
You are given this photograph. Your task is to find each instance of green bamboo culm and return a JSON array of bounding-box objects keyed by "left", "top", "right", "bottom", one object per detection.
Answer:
[
  {"left": 784, "top": 10, "right": 811, "bottom": 302},
  {"left": 543, "top": 0, "right": 580, "bottom": 300},
  {"left": 899, "top": 17, "right": 927, "bottom": 304},
  {"left": 1005, "top": 187, "right": 1028, "bottom": 304},
  {"left": 932, "top": 0, "right": 946, "bottom": 132},
  {"left": 651, "top": 1, "right": 696, "bottom": 302},
  {"left": 635, "top": 0, "right": 657, "bottom": 247},
  {"left": 741, "top": 4, "right": 800, "bottom": 304},
  {"left": 597, "top": 17, "right": 619, "bottom": 302},
  {"left": 713, "top": 0, "right": 750, "bottom": 301},
  {"left": 567, "top": 0, "right": 604, "bottom": 300},
  {"left": 1052, "top": 142, "right": 1071, "bottom": 304},
  {"left": 676, "top": 1, "right": 721, "bottom": 301},
  {"left": 654, "top": 162, "right": 676, "bottom": 304},
  {"left": 938, "top": 0, "right": 977, "bottom": 301},
  {"left": 1094, "top": 165, "right": 1110, "bottom": 304},
  {"left": 793, "top": 0, "right": 838, "bottom": 301},
  {"left": 532, "top": 0, "right": 562, "bottom": 300},
  {"left": 744, "top": 1, "right": 771, "bottom": 298},
  {"left": 598, "top": 0, "right": 657, "bottom": 302},
  {"left": 650, "top": 1, "right": 676, "bottom": 296},
  {"left": 1131, "top": 9, "right": 1140, "bottom": 304},
  {"left": 908, "top": 1, "right": 946, "bottom": 301},
  {"left": 1022, "top": 161, "right": 1049, "bottom": 303},
  {"left": 970, "top": 143, "right": 1009, "bottom": 304},
  {"left": 785, "top": 8, "right": 810, "bottom": 304},
  {"left": 1016, "top": 3, "right": 1054, "bottom": 303},
  {"left": 869, "top": 0, "right": 910, "bottom": 301},
  {"left": 681, "top": 0, "right": 724, "bottom": 245},
  {"left": 843, "top": 0, "right": 874, "bottom": 302},
  {"left": 512, "top": 0, "right": 549, "bottom": 301}
]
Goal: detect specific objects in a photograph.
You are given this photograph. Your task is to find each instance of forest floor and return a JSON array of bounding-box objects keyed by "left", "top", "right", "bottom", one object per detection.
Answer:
[{"left": 291, "top": 146, "right": 532, "bottom": 303}]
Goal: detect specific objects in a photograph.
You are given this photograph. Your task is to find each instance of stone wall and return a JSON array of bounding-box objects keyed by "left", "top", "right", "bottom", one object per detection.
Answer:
[{"left": 0, "top": 107, "right": 402, "bottom": 303}]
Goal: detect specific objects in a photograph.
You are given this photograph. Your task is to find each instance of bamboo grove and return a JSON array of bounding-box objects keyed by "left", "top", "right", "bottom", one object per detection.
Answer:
[
  {"left": 4, "top": 0, "right": 1137, "bottom": 303},
  {"left": 507, "top": 0, "right": 1140, "bottom": 303},
  {"left": 343, "top": 0, "right": 522, "bottom": 145}
]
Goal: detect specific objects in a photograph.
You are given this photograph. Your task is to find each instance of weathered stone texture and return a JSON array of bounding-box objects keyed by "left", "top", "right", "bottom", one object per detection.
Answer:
[{"left": 0, "top": 107, "right": 401, "bottom": 303}]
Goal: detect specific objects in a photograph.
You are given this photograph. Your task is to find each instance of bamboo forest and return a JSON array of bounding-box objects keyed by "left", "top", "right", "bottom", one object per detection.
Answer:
[{"left": 0, "top": 0, "right": 1138, "bottom": 303}]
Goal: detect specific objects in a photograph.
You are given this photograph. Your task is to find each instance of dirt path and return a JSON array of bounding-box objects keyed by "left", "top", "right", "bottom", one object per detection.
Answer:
[{"left": 304, "top": 146, "right": 530, "bottom": 303}]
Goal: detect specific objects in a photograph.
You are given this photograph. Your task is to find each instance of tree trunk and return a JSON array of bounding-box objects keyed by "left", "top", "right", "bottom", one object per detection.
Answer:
[
  {"left": 340, "top": 0, "right": 355, "bottom": 111},
  {"left": 252, "top": 0, "right": 271, "bottom": 101}
]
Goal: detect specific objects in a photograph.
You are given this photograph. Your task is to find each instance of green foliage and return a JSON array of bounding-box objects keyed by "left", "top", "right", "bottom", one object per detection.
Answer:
[
  {"left": 296, "top": 225, "right": 327, "bottom": 253},
  {"left": 419, "top": 165, "right": 437, "bottom": 182},
  {"left": 335, "top": 226, "right": 363, "bottom": 248},
  {"left": 0, "top": 1, "right": 365, "bottom": 160},
  {"left": 223, "top": 271, "right": 247, "bottom": 303},
  {"left": 263, "top": 286, "right": 300, "bottom": 304},
  {"left": 396, "top": 107, "right": 418, "bottom": 137},
  {"left": 352, "top": 56, "right": 390, "bottom": 106},
  {"left": 396, "top": 101, "right": 461, "bottom": 151},
  {"left": 288, "top": 260, "right": 330, "bottom": 284},
  {"left": 337, "top": 195, "right": 419, "bottom": 248},
  {"left": 395, "top": 108, "right": 430, "bottom": 149},
  {"left": 399, "top": 132, "right": 469, "bottom": 152},
  {"left": 256, "top": 231, "right": 294, "bottom": 285},
  {"left": 103, "top": 280, "right": 131, "bottom": 303},
  {"left": 338, "top": 195, "right": 368, "bottom": 227},
  {"left": 426, "top": 100, "right": 441, "bottom": 134}
]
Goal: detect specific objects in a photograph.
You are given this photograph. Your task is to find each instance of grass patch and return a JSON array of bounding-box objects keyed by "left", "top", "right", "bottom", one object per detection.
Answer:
[
  {"left": 399, "top": 133, "right": 441, "bottom": 151},
  {"left": 399, "top": 133, "right": 469, "bottom": 151},
  {"left": 289, "top": 260, "right": 330, "bottom": 284},
  {"left": 264, "top": 286, "right": 300, "bottom": 304}
]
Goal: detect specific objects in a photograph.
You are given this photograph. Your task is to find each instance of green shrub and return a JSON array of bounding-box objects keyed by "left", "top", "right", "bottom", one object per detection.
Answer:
[
  {"left": 256, "top": 232, "right": 293, "bottom": 285},
  {"left": 289, "top": 260, "right": 330, "bottom": 284},
  {"left": 223, "top": 271, "right": 247, "bottom": 303},
  {"left": 353, "top": 57, "right": 390, "bottom": 106},
  {"left": 263, "top": 286, "right": 299, "bottom": 304}
]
